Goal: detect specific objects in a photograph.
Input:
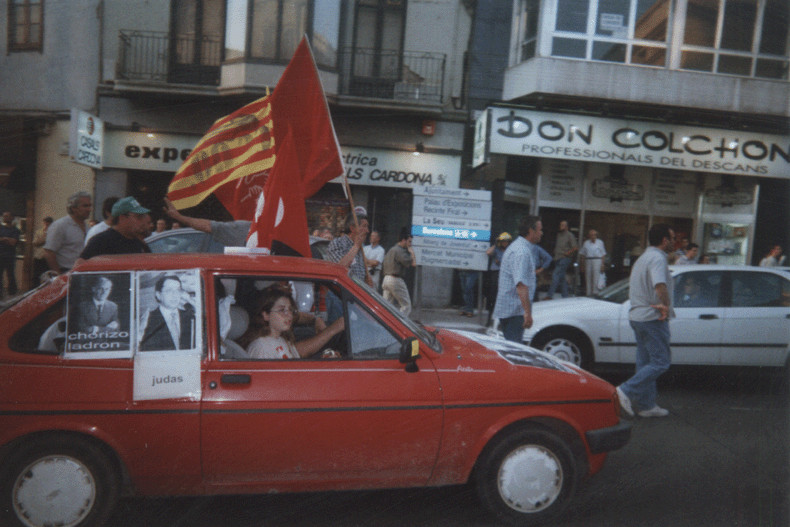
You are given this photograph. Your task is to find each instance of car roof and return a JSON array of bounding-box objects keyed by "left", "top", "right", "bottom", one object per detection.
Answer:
[
  {"left": 669, "top": 264, "right": 788, "bottom": 274},
  {"left": 73, "top": 253, "right": 348, "bottom": 277}
]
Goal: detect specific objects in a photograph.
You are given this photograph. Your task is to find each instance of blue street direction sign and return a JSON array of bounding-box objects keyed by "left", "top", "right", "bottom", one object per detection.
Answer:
[
  {"left": 411, "top": 215, "right": 491, "bottom": 231},
  {"left": 412, "top": 196, "right": 492, "bottom": 221},
  {"left": 411, "top": 186, "right": 492, "bottom": 271},
  {"left": 411, "top": 225, "right": 491, "bottom": 242},
  {"left": 412, "top": 245, "right": 489, "bottom": 270},
  {"left": 411, "top": 237, "right": 489, "bottom": 252}
]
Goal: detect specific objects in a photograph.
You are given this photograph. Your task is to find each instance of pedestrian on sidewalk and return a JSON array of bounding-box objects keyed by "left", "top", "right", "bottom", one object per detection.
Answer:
[
  {"left": 546, "top": 220, "right": 577, "bottom": 299},
  {"left": 616, "top": 223, "right": 675, "bottom": 419},
  {"left": 492, "top": 216, "right": 543, "bottom": 343}
]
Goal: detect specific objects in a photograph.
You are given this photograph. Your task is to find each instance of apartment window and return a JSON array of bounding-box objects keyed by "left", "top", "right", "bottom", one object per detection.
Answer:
[
  {"left": 545, "top": 0, "right": 788, "bottom": 79},
  {"left": 550, "top": 0, "right": 670, "bottom": 66},
  {"left": 250, "top": 0, "right": 309, "bottom": 61},
  {"left": 517, "top": 0, "right": 540, "bottom": 61},
  {"left": 8, "top": 0, "right": 43, "bottom": 51},
  {"left": 225, "top": 0, "right": 339, "bottom": 67},
  {"left": 681, "top": 0, "right": 789, "bottom": 79}
]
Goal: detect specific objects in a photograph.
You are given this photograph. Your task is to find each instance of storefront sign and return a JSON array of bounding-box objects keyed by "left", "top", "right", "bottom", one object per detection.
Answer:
[
  {"left": 489, "top": 107, "right": 790, "bottom": 177},
  {"left": 584, "top": 165, "right": 652, "bottom": 214},
  {"left": 472, "top": 109, "right": 490, "bottom": 168},
  {"left": 70, "top": 109, "right": 104, "bottom": 169},
  {"left": 104, "top": 131, "right": 201, "bottom": 172},
  {"left": 653, "top": 171, "right": 697, "bottom": 216},
  {"left": 538, "top": 159, "right": 583, "bottom": 208},
  {"left": 333, "top": 147, "right": 461, "bottom": 189},
  {"left": 411, "top": 186, "right": 491, "bottom": 270},
  {"left": 504, "top": 181, "right": 534, "bottom": 205}
]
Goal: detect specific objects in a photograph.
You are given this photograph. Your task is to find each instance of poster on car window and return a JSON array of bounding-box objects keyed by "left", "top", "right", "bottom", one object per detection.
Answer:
[
  {"left": 133, "top": 269, "right": 202, "bottom": 400},
  {"left": 64, "top": 272, "right": 134, "bottom": 359}
]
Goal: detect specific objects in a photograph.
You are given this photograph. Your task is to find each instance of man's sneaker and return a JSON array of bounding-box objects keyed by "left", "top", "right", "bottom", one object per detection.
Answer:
[
  {"left": 616, "top": 387, "right": 634, "bottom": 417},
  {"left": 638, "top": 405, "right": 669, "bottom": 418}
]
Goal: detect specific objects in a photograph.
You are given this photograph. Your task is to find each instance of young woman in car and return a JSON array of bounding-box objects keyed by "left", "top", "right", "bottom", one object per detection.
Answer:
[{"left": 246, "top": 284, "right": 344, "bottom": 359}]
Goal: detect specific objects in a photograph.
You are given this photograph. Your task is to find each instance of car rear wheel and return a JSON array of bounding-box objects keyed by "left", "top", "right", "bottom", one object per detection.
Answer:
[
  {"left": 0, "top": 437, "right": 119, "bottom": 527},
  {"left": 475, "top": 427, "right": 578, "bottom": 526},
  {"left": 531, "top": 329, "right": 592, "bottom": 370}
]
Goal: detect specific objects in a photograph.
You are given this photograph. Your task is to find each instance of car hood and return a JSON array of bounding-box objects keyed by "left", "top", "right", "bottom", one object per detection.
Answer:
[
  {"left": 532, "top": 296, "right": 615, "bottom": 318},
  {"left": 444, "top": 330, "right": 577, "bottom": 374}
]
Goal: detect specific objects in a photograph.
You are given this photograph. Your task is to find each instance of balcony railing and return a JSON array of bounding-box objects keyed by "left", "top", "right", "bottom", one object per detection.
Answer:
[
  {"left": 118, "top": 30, "right": 221, "bottom": 86},
  {"left": 338, "top": 47, "right": 445, "bottom": 105}
]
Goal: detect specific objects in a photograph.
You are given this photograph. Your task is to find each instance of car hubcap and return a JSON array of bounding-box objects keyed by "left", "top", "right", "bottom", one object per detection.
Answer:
[
  {"left": 543, "top": 338, "right": 582, "bottom": 365},
  {"left": 498, "top": 444, "right": 563, "bottom": 513},
  {"left": 13, "top": 455, "right": 96, "bottom": 527}
]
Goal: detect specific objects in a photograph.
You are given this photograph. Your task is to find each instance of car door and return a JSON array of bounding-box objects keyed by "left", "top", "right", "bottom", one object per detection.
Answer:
[
  {"left": 200, "top": 276, "right": 444, "bottom": 489},
  {"left": 720, "top": 270, "right": 790, "bottom": 366},
  {"left": 670, "top": 270, "right": 725, "bottom": 365}
]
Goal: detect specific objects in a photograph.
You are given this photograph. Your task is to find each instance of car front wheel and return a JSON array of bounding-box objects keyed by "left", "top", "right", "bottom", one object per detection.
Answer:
[
  {"left": 475, "top": 427, "right": 578, "bottom": 526},
  {"left": 0, "top": 437, "right": 119, "bottom": 527},
  {"left": 531, "top": 329, "right": 592, "bottom": 370}
]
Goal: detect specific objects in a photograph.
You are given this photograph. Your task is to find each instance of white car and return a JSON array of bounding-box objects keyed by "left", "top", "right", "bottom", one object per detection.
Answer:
[{"left": 523, "top": 265, "right": 790, "bottom": 371}]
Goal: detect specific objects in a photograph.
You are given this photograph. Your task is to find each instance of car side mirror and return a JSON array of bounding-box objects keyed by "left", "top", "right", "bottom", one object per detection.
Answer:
[{"left": 399, "top": 337, "right": 420, "bottom": 373}]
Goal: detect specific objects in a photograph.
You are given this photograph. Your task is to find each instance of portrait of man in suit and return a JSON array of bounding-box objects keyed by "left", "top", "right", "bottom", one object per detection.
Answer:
[
  {"left": 139, "top": 274, "right": 196, "bottom": 351},
  {"left": 78, "top": 276, "right": 120, "bottom": 334}
]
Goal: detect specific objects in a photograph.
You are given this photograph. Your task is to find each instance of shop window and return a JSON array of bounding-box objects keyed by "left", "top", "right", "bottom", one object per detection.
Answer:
[{"left": 8, "top": 0, "right": 43, "bottom": 52}]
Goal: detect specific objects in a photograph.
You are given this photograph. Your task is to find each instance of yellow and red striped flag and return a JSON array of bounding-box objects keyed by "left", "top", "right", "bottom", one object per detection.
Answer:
[
  {"left": 167, "top": 96, "right": 275, "bottom": 214},
  {"left": 167, "top": 37, "right": 344, "bottom": 228}
]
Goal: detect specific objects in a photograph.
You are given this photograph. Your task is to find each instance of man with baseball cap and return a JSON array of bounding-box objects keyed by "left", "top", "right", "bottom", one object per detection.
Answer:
[{"left": 79, "top": 197, "right": 152, "bottom": 261}]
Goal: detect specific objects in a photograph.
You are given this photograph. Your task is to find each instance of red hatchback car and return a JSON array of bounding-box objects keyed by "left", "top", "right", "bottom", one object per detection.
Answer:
[{"left": 0, "top": 254, "right": 630, "bottom": 527}]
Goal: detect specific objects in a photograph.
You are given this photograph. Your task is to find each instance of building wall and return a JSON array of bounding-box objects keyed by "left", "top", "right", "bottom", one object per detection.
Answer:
[{"left": 0, "top": 0, "right": 100, "bottom": 113}]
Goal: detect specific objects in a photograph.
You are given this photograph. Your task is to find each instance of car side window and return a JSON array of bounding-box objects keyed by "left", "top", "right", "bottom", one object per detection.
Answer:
[
  {"left": 730, "top": 271, "right": 783, "bottom": 308},
  {"left": 347, "top": 297, "right": 401, "bottom": 359},
  {"left": 9, "top": 298, "right": 67, "bottom": 354},
  {"left": 216, "top": 276, "right": 345, "bottom": 360},
  {"left": 674, "top": 272, "right": 721, "bottom": 308}
]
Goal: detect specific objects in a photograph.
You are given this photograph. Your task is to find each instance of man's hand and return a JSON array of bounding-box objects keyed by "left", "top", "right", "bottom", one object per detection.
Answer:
[
  {"left": 162, "top": 198, "right": 180, "bottom": 220},
  {"left": 651, "top": 303, "right": 669, "bottom": 321},
  {"left": 522, "top": 312, "right": 533, "bottom": 329}
]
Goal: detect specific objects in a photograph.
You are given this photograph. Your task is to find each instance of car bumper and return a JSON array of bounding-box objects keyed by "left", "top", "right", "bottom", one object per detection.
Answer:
[{"left": 586, "top": 420, "right": 632, "bottom": 454}]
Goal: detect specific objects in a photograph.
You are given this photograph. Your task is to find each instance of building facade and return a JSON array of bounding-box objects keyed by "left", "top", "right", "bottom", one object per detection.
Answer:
[
  {"left": 469, "top": 0, "right": 789, "bottom": 282},
  {"left": 1, "top": 0, "right": 473, "bottom": 305}
]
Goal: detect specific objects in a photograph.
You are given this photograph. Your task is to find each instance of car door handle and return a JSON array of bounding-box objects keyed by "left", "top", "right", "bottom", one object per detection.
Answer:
[
  {"left": 698, "top": 314, "right": 718, "bottom": 320},
  {"left": 221, "top": 374, "right": 251, "bottom": 384}
]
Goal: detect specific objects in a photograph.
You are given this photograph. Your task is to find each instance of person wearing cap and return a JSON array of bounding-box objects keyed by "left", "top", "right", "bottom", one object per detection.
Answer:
[
  {"left": 546, "top": 220, "right": 578, "bottom": 299},
  {"left": 485, "top": 232, "right": 511, "bottom": 325},
  {"left": 79, "top": 197, "right": 153, "bottom": 261}
]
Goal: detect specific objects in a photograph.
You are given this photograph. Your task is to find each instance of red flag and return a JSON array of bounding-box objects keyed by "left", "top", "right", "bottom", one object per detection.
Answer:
[
  {"left": 168, "top": 37, "right": 343, "bottom": 221},
  {"left": 247, "top": 127, "right": 310, "bottom": 257},
  {"left": 269, "top": 38, "right": 344, "bottom": 200}
]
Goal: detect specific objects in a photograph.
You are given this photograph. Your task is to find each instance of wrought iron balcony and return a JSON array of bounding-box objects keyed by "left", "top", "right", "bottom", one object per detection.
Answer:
[
  {"left": 338, "top": 47, "right": 446, "bottom": 105},
  {"left": 118, "top": 30, "right": 221, "bottom": 86}
]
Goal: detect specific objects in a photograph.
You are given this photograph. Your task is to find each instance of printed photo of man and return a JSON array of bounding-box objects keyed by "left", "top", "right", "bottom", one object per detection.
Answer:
[{"left": 139, "top": 274, "right": 196, "bottom": 351}]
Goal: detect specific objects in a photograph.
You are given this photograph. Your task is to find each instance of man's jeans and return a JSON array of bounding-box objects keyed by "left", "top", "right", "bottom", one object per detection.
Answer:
[
  {"left": 460, "top": 271, "right": 477, "bottom": 313},
  {"left": 547, "top": 257, "right": 572, "bottom": 298},
  {"left": 500, "top": 315, "right": 524, "bottom": 343},
  {"left": 620, "top": 319, "right": 671, "bottom": 411}
]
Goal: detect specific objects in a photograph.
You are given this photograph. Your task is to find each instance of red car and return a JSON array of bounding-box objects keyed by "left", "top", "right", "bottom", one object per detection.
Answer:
[{"left": 0, "top": 254, "right": 629, "bottom": 527}]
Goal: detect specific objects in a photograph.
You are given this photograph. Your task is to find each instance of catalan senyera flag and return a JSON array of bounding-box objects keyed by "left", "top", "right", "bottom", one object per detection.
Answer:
[
  {"left": 167, "top": 96, "right": 275, "bottom": 216},
  {"left": 168, "top": 37, "right": 344, "bottom": 225}
]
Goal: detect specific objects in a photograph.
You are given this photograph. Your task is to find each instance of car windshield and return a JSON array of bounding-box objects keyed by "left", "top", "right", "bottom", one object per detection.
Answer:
[
  {"left": 351, "top": 275, "right": 440, "bottom": 352},
  {"left": 594, "top": 277, "right": 631, "bottom": 304}
]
